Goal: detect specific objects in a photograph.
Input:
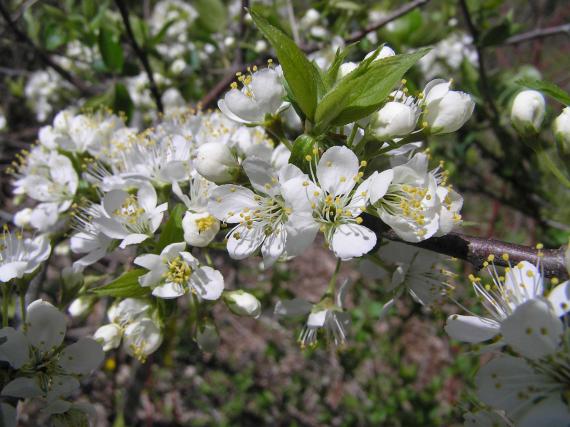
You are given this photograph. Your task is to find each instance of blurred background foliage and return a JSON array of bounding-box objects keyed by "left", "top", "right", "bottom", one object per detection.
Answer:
[{"left": 0, "top": 0, "right": 569, "bottom": 425}]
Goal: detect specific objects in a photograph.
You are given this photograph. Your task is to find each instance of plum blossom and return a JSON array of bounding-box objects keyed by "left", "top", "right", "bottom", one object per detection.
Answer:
[
  {"left": 422, "top": 79, "right": 475, "bottom": 134},
  {"left": 134, "top": 242, "right": 224, "bottom": 300},
  {"left": 0, "top": 300, "right": 103, "bottom": 414},
  {"left": 445, "top": 259, "right": 570, "bottom": 344},
  {"left": 208, "top": 158, "right": 316, "bottom": 266},
  {"left": 218, "top": 67, "right": 285, "bottom": 124},
  {"left": 0, "top": 229, "right": 51, "bottom": 283},
  {"left": 93, "top": 182, "right": 167, "bottom": 249}
]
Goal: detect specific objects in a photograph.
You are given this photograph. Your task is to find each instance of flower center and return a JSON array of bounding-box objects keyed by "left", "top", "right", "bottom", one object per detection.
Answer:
[
  {"left": 114, "top": 195, "right": 145, "bottom": 224},
  {"left": 164, "top": 256, "right": 192, "bottom": 284},
  {"left": 196, "top": 215, "right": 216, "bottom": 233}
]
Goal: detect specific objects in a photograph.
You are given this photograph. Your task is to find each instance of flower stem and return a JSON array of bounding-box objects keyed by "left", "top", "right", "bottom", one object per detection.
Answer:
[
  {"left": 2, "top": 285, "right": 11, "bottom": 327},
  {"left": 326, "top": 259, "right": 342, "bottom": 296}
]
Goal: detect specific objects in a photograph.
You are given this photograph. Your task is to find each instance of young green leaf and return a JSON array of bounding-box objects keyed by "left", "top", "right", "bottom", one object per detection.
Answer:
[
  {"left": 98, "top": 27, "right": 124, "bottom": 73},
  {"left": 314, "top": 49, "right": 429, "bottom": 132},
  {"left": 91, "top": 269, "right": 150, "bottom": 298},
  {"left": 250, "top": 7, "right": 322, "bottom": 121},
  {"left": 195, "top": 0, "right": 227, "bottom": 33},
  {"left": 156, "top": 203, "right": 187, "bottom": 251},
  {"left": 516, "top": 78, "right": 570, "bottom": 106}
]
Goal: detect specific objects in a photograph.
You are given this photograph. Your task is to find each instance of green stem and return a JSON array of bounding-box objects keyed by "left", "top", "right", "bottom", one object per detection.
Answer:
[
  {"left": 326, "top": 259, "right": 342, "bottom": 296},
  {"left": 347, "top": 124, "right": 360, "bottom": 147},
  {"left": 536, "top": 149, "right": 570, "bottom": 189},
  {"left": 2, "top": 285, "right": 11, "bottom": 327},
  {"left": 203, "top": 249, "right": 213, "bottom": 267},
  {"left": 18, "top": 282, "right": 26, "bottom": 329}
]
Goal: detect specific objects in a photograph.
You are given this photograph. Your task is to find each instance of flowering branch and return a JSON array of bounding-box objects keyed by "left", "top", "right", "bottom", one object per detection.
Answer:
[
  {"left": 367, "top": 216, "right": 569, "bottom": 280},
  {"left": 114, "top": 0, "right": 164, "bottom": 114},
  {"left": 505, "top": 23, "right": 570, "bottom": 45}
]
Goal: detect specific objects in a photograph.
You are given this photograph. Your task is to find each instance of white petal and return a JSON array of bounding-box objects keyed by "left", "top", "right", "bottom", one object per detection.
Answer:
[
  {"left": 501, "top": 298, "right": 562, "bottom": 359},
  {"left": 161, "top": 242, "right": 186, "bottom": 259},
  {"left": 316, "top": 146, "right": 359, "bottom": 196},
  {"left": 208, "top": 185, "right": 258, "bottom": 222},
  {"left": 226, "top": 223, "right": 265, "bottom": 259},
  {"left": 190, "top": 266, "right": 224, "bottom": 301},
  {"left": 119, "top": 233, "right": 149, "bottom": 248},
  {"left": 369, "top": 170, "right": 394, "bottom": 204},
  {"left": 0, "top": 262, "right": 28, "bottom": 282},
  {"left": 224, "top": 89, "right": 264, "bottom": 123},
  {"left": 93, "top": 324, "right": 123, "bottom": 351},
  {"left": 517, "top": 395, "right": 570, "bottom": 427},
  {"left": 102, "top": 190, "right": 128, "bottom": 215},
  {"left": 46, "top": 375, "right": 80, "bottom": 400},
  {"left": 250, "top": 68, "right": 284, "bottom": 114},
  {"left": 133, "top": 254, "right": 162, "bottom": 271},
  {"left": 330, "top": 224, "right": 376, "bottom": 260},
  {"left": 445, "top": 315, "right": 500, "bottom": 343},
  {"left": 261, "top": 225, "right": 286, "bottom": 267},
  {"left": 0, "top": 327, "right": 30, "bottom": 368},
  {"left": 137, "top": 183, "right": 158, "bottom": 212},
  {"left": 218, "top": 99, "right": 251, "bottom": 124},
  {"left": 307, "top": 310, "right": 327, "bottom": 328},
  {"left": 124, "top": 318, "right": 163, "bottom": 357},
  {"left": 26, "top": 300, "right": 67, "bottom": 352},
  {"left": 284, "top": 214, "right": 319, "bottom": 257},
  {"left": 152, "top": 282, "right": 186, "bottom": 299},
  {"left": 58, "top": 338, "right": 104, "bottom": 375},
  {"left": 547, "top": 281, "right": 570, "bottom": 317},
  {"left": 243, "top": 158, "right": 279, "bottom": 196},
  {"left": 2, "top": 377, "right": 42, "bottom": 398},
  {"left": 503, "top": 261, "right": 543, "bottom": 302}
]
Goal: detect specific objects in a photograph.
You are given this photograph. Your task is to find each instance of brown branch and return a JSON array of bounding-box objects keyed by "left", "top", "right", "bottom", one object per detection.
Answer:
[
  {"left": 0, "top": 2, "right": 93, "bottom": 95},
  {"left": 302, "top": 0, "right": 431, "bottom": 54},
  {"left": 365, "top": 215, "right": 568, "bottom": 280},
  {"left": 505, "top": 24, "right": 570, "bottom": 45},
  {"left": 114, "top": 0, "right": 163, "bottom": 114}
]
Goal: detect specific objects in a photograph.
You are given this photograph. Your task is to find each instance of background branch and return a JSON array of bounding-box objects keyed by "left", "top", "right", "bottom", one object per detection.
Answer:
[
  {"left": 505, "top": 23, "right": 570, "bottom": 45},
  {"left": 115, "top": 0, "right": 164, "bottom": 114},
  {"left": 0, "top": 2, "right": 93, "bottom": 95}
]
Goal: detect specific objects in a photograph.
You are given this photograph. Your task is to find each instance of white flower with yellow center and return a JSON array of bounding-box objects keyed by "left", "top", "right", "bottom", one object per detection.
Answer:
[
  {"left": 134, "top": 242, "right": 224, "bottom": 299},
  {"left": 0, "top": 228, "right": 51, "bottom": 283},
  {"left": 93, "top": 183, "right": 167, "bottom": 249},
  {"left": 208, "top": 158, "right": 315, "bottom": 266},
  {"left": 369, "top": 153, "right": 441, "bottom": 242},
  {"left": 287, "top": 146, "right": 376, "bottom": 260},
  {"left": 445, "top": 257, "right": 570, "bottom": 344},
  {"left": 218, "top": 67, "right": 285, "bottom": 125},
  {"left": 173, "top": 174, "right": 220, "bottom": 247}
]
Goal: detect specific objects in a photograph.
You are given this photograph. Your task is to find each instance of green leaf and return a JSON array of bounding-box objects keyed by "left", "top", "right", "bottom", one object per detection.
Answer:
[
  {"left": 250, "top": 7, "right": 322, "bottom": 121},
  {"left": 156, "top": 203, "right": 187, "bottom": 251},
  {"left": 323, "top": 45, "right": 354, "bottom": 89},
  {"left": 194, "top": 0, "right": 227, "bottom": 33},
  {"left": 314, "top": 49, "right": 429, "bottom": 132},
  {"left": 289, "top": 134, "right": 319, "bottom": 173},
  {"left": 112, "top": 83, "right": 134, "bottom": 122},
  {"left": 91, "top": 269, "right": 150, "bottom": 298},
  {"left": 98, "top": 27, "right": 124, "bottom": 73},
  {"left": 516, "top": 78, "right": 570, "bottom": 106},
  {"left": 43, "top": 23, "right": 67, "bottom": 50}
]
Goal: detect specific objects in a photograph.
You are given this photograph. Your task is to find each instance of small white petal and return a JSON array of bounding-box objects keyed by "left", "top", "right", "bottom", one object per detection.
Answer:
[
  {"left": 0, "top": 327, "right": 30, "bottom": 369},
  {"left": 445, "top": 315, "right": 500, "bottom": 343},
  {"left": 58, "top": 338, "right": 104, "bottom": 375},
  {"left": 26, "top": 299, "right": 67, "bottom": 352},
  {"left": 330, "top": 224, "right": 376, "bottom": 260}
]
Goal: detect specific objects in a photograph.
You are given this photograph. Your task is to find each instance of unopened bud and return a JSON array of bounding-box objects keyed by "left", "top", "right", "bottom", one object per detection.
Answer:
[
  {"left": 194, "top": 142, "right": 240, "bottom": 184},
  {"left": 224, "top": 290, "right": 262, "bottom": 318},
  {"left": 511, "top": 90, "right": 545, "bottom": 135},
  {"left": 553, "top": 107, "right": 570, "bottom": 155}
]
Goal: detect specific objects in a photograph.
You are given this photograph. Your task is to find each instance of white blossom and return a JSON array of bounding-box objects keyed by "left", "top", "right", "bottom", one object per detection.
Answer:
[
  {"left": 0, "top": 230, "right": 51, "bottom": 283},
  {"left": 423, "top": 79, "right": 475, "bottom": 134},
  {"left": 511, "top": 90, "right": 545, "bottom": 134}
]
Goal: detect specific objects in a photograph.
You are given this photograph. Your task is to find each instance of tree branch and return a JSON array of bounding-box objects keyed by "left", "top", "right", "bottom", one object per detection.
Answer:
[
  {"left": 365, "top": 215, "right": 568, "bottom": 280},
  {"left": 114, "top": 0, "right": 163, "bottom": 114},
  {"left": 0, "top": 2, "right": 93, "bottom": 95},
  {"left": 302, "top": 0, "right": 430, "bottom": 54},
  {"left": 505, "top": 23, "right": 570, "bottom": 45}
]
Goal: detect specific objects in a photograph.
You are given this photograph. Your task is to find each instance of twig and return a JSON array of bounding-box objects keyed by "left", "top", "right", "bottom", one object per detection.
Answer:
[
  {"left": 285, "top": 0, "right": 300, "bottom": 45},
  {"left": 505, "top": 24, "right": 570, "bottom": 45},
  {"left": 303, "top": 0, "right": 430, "bottom": 54},
  {"left": 0, "top": 2, "right": 93, "bottom": 95},
  {"left": 114, "top": 0, "right": 163, "bottom": 114},
  {"left": 365, "top": 215, "right": 569, "bottom": 280}
]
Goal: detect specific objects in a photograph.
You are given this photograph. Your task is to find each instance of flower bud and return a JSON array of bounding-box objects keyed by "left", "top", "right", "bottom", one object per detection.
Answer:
[
  {"left": 510, "top": 90, "right": 545, "bottom": 134},
  {"left": 194, "top": 142, "right": 239, "bottom": 184},
  {"left": 338, "top": 62, "right": 358, "bottom": 79},
  {"left": 553, "top": 107, "right": 570, "bottom": 155},
  {"left": 423, "top": 80, "right": 475, "bottom": 134},
  {"left": 68, "top": 297, "right": 91, "bottom": 318},
  {"left": 94, "top": 324, "right": 122, "bottom": 352},
  {"left": 182, "top": 211, "right": 220, "bottom": 247},
  {"left": 370, "top": 101, "right": 419, "bottom": 139},
  {"left": 364, "top": 45, "right": 396, "bottom": 61},
  {"left": 224, "top": 290, "right": 262, "bottom": 318},
  {"left": 13, "top": 208, "right": 33, "bottom": 228},
  {"left": 300, "top": 8, "right": 320, "bottom": 28},
  {"left": 195, "top": 321, "right": 219, "bottom": 353}
]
